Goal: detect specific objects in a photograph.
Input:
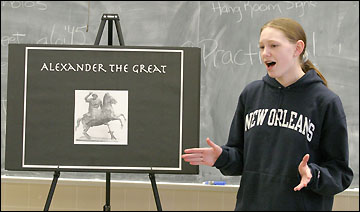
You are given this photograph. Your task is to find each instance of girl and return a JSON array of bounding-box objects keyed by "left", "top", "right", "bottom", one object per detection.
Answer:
[{"left": 182, "top": 18, "right": 353, "bottom": 211}]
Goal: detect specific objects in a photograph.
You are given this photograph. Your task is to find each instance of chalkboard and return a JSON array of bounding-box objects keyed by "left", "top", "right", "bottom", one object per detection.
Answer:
[{"left": 1, "top": 1, "right": 358, "bottom": 188}]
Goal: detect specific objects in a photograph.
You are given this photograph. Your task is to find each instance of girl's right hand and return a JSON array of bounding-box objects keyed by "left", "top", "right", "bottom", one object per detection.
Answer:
[{"left": 181, "top": 138, "right": 222, "bottom": 166}]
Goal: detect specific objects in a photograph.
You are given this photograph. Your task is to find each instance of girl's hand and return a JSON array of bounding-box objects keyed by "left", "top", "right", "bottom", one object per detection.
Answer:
[
  {"left": 294, "top": 154, "right": 313, "bottom": 191},
  {"left": 181, "top": 138, "right": 222, "bottom": 166}
]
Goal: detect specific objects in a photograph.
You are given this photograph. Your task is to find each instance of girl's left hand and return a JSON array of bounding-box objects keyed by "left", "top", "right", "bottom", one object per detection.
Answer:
[{"left": 294, "top": 154, "right": 312, "bottom": 191}]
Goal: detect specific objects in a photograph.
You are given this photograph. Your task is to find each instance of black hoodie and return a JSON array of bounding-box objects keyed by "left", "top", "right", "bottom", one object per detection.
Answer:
[{"left": 214, "top": 69, "right": 353, "bottom": 211}]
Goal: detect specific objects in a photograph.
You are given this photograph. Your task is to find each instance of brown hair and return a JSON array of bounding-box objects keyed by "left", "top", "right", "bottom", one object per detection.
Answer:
[{"left": 260, "top": 18, "right": 328, "bottom": 87}]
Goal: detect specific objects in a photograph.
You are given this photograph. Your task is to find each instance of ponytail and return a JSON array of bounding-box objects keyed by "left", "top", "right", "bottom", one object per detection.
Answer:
[{"left": 301, "top": 58, "right": 328, "bottom": 87}]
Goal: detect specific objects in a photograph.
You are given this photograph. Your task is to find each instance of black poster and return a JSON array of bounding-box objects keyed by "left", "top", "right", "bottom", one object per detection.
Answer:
[{"left": 5, "top": 44, "right": 200, "bottom": 174}]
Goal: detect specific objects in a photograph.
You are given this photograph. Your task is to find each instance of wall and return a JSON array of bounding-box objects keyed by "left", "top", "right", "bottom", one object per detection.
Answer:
[{"left": 1, "top": 177, "right": 359, "bottom": 211}]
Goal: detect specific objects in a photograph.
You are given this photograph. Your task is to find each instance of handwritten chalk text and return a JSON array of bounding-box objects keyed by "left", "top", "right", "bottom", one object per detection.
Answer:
[
  {"left": 1, "top": 1, "right": 47, "bottom": 10},
  {"left": 1, "top": 33, "right": 26, "bottom": 46},
  {"left": 211, "top": 1, "right": 317, "bottom": 23},
  {"left": 182, "top": 32, "right": 319, "bottom": 68},
  {"left": 37, "top": 24, "right": 87, "bottom": 45},
  {"left": 183, "top": 39, "right": 262, "bottom": 68}
]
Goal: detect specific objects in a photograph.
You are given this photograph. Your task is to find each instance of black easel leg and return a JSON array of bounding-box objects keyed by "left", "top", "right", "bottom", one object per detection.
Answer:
[
  {"left": 108, "top": 20, "right": 113, "bottom": 45},
  {"left": 149, "top": 173, "right": 162, "bottom": 211},
  {"left": 94, "top": 18, "right": 106, "bottom": 45},
  {"left": 95, "top": 14, "right": 125, "bottom": 211},
  {"left": 44, "top": 171, "right": 60, "bottom": 211},
  {"left": 103, "top": 172, "right": 111, "bottom": 211},
  {"left": 114, "top": 19, "right": 125, "bottom": 46}
]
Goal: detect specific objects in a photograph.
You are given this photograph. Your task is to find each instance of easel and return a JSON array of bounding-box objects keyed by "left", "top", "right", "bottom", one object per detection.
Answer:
[
  {"left": 43, "top": 14, "right": 163, "bottom": 211},
  {"left": 96, "top": 14, "right": 162, "bottom": 211},
  {"left": 44, "top": 170, "right": 60, "bottom": 211}
]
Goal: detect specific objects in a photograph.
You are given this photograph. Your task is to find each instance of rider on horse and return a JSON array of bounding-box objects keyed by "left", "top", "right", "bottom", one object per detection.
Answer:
[{"left": 84, "top": 92, "right": 102, "bottom": 120}]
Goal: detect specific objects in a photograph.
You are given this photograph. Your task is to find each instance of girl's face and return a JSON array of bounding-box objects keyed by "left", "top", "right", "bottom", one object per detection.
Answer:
[{"left": 259, "top": 27, "right": 299, "bottom": 80}]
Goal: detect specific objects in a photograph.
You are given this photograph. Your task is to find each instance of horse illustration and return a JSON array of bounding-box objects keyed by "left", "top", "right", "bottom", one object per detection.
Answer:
[{"left": 75, "top": 92, "right": 127, "bottom": 140}]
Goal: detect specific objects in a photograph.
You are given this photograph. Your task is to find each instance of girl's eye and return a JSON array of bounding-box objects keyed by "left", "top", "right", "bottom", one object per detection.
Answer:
[
  {"left": 271, "top": 44, "right": 278, "bottom": 48},
  {"left": 259, "top": 46, "right": 264, "bottom": 49}
]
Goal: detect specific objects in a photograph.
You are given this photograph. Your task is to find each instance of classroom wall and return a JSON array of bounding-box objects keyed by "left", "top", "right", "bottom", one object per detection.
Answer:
[
  {"left": 1, "top": 176, "right": 359, "bottom": 211},
  {"left": 1, "top": 3, "right": 359, "bottom": 211}
]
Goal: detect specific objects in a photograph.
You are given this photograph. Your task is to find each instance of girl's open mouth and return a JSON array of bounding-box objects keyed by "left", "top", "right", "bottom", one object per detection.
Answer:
[{"left": 266, "top": 61, "right": 276, "bottom": 68}]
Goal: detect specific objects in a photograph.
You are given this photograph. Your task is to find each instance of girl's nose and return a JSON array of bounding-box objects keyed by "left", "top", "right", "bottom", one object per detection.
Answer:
[{"left": 262, "top": 47, "right": 271, "bottom": 57}]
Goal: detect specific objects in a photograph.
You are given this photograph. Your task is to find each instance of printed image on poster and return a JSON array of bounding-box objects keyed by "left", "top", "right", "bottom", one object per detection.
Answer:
[{"left": 74, "top": 90, "right": 128, "bottom": 145}]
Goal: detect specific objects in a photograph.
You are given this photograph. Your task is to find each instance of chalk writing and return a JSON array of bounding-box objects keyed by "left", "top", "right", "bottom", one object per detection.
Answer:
[
  {"left": 339, "top": 43, "right": 341, "bottom": 55},
  {"left": 1, "top": 62, "right": 8, "bottom": 68},
  {"left": 283, "top": 1, "right": 317, "bottom": 17},
  {"left": 183, "top": 32, "right": 319, "bottom": 68},
  {"left": 1, "top": 33, "right": 26, "bottom": 46},
  {"left": 312, "top": 32, "right": 316, "bottom": 56},
  {"left": 1, "top": 1, "right": 47, "bottom": 10},
  {"left": 182, "top": 39, "right": 261, "bottom": 68},
  {"left": 243, "top": 1, "right": 282, "bottom": 18},
  {"left": 211, "top": 1, "right": 317, "bottom": 23},
  {"left": 211, "top": 2, "right": 243, "bottom": 23},
  {"left": 36, "top": 24, "right": 87, "bottom": 45}
]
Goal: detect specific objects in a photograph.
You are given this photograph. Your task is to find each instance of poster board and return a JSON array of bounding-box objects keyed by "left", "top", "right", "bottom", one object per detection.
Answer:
[{"left": 5, "top": 44, "right": 200, "bottom": 174}]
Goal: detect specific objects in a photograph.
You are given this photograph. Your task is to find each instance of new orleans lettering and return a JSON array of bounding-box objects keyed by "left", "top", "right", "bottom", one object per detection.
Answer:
[{"left": 245, "top": 108, "right": 315, "bottom": 142}]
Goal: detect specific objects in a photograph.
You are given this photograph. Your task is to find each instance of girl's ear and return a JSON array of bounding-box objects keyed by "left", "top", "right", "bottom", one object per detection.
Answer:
[{"left": 294, "top": 40, "right": 305, "bottom": 57}]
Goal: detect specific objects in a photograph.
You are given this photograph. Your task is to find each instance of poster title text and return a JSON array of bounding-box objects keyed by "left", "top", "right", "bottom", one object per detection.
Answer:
[{"left": 40, "top": 62, "right": 167, "bottom": 74}]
